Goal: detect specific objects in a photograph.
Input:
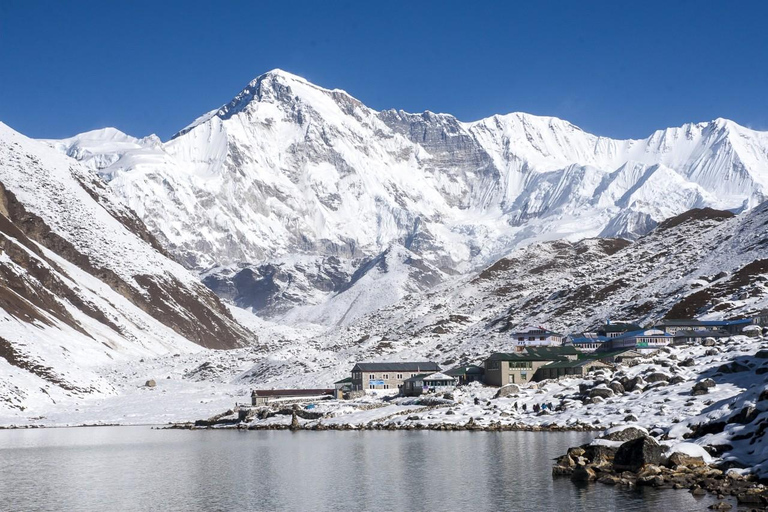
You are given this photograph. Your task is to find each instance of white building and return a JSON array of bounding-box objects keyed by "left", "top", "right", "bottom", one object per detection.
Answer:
[{"left": 512, "top": 327, "right": 564, "bottom": 350}]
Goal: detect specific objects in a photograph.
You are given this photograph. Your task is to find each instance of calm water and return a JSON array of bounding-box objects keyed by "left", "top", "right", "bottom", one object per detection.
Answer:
[{"left": 0, "top": 427, "right": 723, "bottom": 511}]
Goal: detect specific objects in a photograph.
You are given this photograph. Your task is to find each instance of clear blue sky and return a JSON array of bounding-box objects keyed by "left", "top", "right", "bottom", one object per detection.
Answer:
[{"left": 1, "top": 0, "right": 766, "bottom": 140}]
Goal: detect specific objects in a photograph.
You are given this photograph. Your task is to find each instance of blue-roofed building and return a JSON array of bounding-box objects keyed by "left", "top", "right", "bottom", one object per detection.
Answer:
[
  {"left": 598, "top": 329, "right": 672, "bottom": 353},
  {"left": 567, "top": 333, "right": 611, "bottom": 353},
  {"left": 654, "top": 318, "right": 752, "bottom": 335},
  {"left": 672, "top": 329, "right": 730, "bottom": 345}
]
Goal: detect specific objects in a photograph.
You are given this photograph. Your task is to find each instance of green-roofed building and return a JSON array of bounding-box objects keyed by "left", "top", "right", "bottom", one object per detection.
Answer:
[
  {"left": 523, "top": 346, "right": 579, "bottom": 360},
  {"left": 483, "top": 351, "right": 570, "bottom": 387},
  {"left": 534, "top": 358, "right": 610, "bottom": 381},
  {"left": 445, "top": 365, "right": 485, "bottom": 385},
  {"left": 596, "top": 322, "right": 643, "bottom": 338}
]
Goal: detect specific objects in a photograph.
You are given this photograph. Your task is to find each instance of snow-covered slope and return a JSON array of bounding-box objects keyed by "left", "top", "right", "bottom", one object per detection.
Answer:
[
  {"left": 48, "top": 70, "right": 768, "bottom": 323},
  {"left": 0, "top": 122, "right": 253, "bottom": 411},
  {"left": 229, "top": 205, "right": 768, "bottom": 390}
]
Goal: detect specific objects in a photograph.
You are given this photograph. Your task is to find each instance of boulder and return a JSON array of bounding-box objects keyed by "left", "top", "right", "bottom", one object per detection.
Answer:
[
  {"left": 494, "top": 384, "right": 520, "bottom": 398},
  {"left": 692, "top": 378, "right": 716, "bottom": 396},
  {"left": 702, "top": 338, "right": 717, "bottom": 347},
  {"left": 645, "top": 372, "right": 671, "bottom": 383},
  {"left": 637, "top": 464, "right": 662, "bottom": 478},
  {"left": 552, "top": 465, "right": 574, "bottom": 477},
  {"left": 613, "top": 436, "right": 662, "bottom": 472},
  {"left": 601, "top": 426, "right": 647, "bottom": 442},
  {"left": 571, "top": 465, "right": 597, "bottom": 482},
  {"left": 727, "top": 405, "right": 758, "bottom": 425},
  {"left": 589, "top": 387, "right": 614, "bottom": 399},
  {"left": 667, "top": 452, "right": 706, "bottom": 468},
  {"left": 624, "top": 414, "right": 638, "bottom": 422},
  {"left": 755, "top": 349, "right": 768, "bottom": 359},
  {"left": 609, "top": 381, "right": 625, "bottom": 395},
  {"left": 679, "top": 358, "right": 696, "bottom": 367},
  {"left": 583, "top": 444, "right": 617, "bottom": 466},
  {"left": 144, "top": 379, "right": 156, "bottom": 388},
  {"left": 624, "top": 376, "right": 645, "bottom": 392},
  {"left": 717, "top": 361, "right": 750, "bottom": 373},
  {"left": 669, "top": 375, "right": 686, "bottom": 385},
  {"left": 736, "top": 489, "right": 766, "bottom": 504}
]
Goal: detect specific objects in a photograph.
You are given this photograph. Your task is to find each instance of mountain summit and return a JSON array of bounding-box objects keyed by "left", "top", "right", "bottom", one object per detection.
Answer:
[{"left": 46, "top": 71, "right": 768, "bottom": 324}]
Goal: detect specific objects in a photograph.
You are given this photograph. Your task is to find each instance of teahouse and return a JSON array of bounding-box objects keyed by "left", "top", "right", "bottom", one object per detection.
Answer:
[
  {"left": 350, "top": 362, "right": 441, "bottom": 391},
  {"left": 401, "top": 372, "right": 456, "bottom": 396},
  {"left": 445, "top": 365, "right": 485, "bottom": 385}
]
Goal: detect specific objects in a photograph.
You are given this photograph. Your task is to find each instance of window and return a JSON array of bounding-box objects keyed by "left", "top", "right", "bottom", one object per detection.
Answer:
[
  {"left": 397, "top": 373, "right": 403, "bottom": 379},
  {"left": 369, "top": 374, "right": 375, "bottom": 380},
  {"left": 528, "top": 336, "right": 535, "bottom": 341},
  {"left": 383, "top": 374, "right": 389, "bottom": 379},
  {"left": 369, "top": 384, "right": 375, "bottom": 389}
]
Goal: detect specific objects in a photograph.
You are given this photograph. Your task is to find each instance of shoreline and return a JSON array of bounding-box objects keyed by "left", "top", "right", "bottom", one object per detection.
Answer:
[
  {"left": 551, "top": 429, "right": 768, "bottom": 510},
  {"left": 0, "top": 423, "right": 162, "bottom": 430},
  {"left": 167, "top": 419, "right": 604, "bottom": 432}
]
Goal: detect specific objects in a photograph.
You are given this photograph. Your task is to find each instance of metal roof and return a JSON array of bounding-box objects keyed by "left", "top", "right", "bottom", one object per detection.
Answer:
[
  {"left": 599, "top": 323, "right": 642, "bottom": 333},
  {"left": 486, "top": 352, "right": 567, "bottom": 362},
  {"left": 541, "top": 359, "right": 608, "bottom": 369},
  {"left": 352, "top": 361, "right": 441, "bottom": 372},
  {"left": 672, "top": 329, "right": 730, "bottom": 338},
  {"left": 524, "top": 346, "right": 579, "bottom": 357},
  {"left": 252, "top": 389, "right": 333, "bottom": 397},
  {"left": 612, "top": 329, "right": 671, "bottom": 341},
  {"left": 510, "top": 328, "right": 564, "bottom": 336},
  {"left": 655, "top": 318, "right": 750, "bottom": 327},
  {"left": 403, "top": 372, "right": 455, "bottom": 383},
  {"left": 445, "top": 365, "right": 484, "bottom": 376},
  {"left": 570, "top": 335, "right": 611, "bottom": 343}
]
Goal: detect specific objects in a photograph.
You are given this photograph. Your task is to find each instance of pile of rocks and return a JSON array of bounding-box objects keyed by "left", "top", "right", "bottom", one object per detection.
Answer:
[{"left": 552, "top": 427, "right": 768, "bottom": 509}]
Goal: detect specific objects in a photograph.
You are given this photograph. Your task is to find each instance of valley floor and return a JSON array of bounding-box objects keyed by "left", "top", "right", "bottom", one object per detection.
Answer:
[{"left": 5, "top": 333, "right": 768, "bottom": 487}]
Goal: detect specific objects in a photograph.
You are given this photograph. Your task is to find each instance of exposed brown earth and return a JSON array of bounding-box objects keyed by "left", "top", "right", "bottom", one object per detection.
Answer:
[{"left": 0, "top": 181, "right": 250, "bottom": 350}]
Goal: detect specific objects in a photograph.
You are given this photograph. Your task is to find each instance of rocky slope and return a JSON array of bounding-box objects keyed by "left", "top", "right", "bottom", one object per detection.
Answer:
[
  {"left": 0, "top": 123, "right": 253, "bottom": 411},
  {"left": 230, "top": 205, "right": 768, "bottom": 390},
  {"left": 47, "top": 70, "right": 768, "bottom": 324}
]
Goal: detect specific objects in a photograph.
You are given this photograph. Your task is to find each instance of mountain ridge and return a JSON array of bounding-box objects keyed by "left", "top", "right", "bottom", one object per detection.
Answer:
[{"left": 40, "top": 70, "right": 768, "bottom": 325}]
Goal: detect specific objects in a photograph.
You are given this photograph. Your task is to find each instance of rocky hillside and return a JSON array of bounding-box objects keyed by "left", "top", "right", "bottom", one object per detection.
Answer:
[
  {"left": 0, "top": 123, "right": 253, "bottom": 411},
  {"left": 232, "top": 205, "right": 768, "bottom": 389}
]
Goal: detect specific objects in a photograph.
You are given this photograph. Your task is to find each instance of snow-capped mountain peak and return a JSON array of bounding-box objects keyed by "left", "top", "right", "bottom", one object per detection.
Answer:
[{"left": 44, "top": 71, "right": 768, "bottom": 324}]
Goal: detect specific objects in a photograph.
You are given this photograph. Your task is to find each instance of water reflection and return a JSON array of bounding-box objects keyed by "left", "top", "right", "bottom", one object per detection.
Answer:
[{"left": 0, "top": 427, "right": 722, "bottom": 511}]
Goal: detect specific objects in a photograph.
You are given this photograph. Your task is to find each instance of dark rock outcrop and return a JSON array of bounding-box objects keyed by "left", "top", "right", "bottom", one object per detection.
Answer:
[{"left": 613, "top": 436, "right": 662, "bottom": 472}]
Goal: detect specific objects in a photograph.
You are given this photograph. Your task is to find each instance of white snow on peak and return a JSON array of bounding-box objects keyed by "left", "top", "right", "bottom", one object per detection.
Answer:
[
  {"left": 42, "top": 127, "right": 161, "bottom": 172},
  {"left": 40, "top": 72, "right": 768, "bottom": 324}
]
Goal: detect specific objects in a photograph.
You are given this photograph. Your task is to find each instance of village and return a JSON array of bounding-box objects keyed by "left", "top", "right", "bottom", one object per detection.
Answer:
[{"left": 239, "top": 315, "right": 764, "bottom": 412}]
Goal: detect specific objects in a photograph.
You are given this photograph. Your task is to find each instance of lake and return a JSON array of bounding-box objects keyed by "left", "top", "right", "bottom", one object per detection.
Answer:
[{"left": 0, "top": 427, "right": 723, "bottom": 511}]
